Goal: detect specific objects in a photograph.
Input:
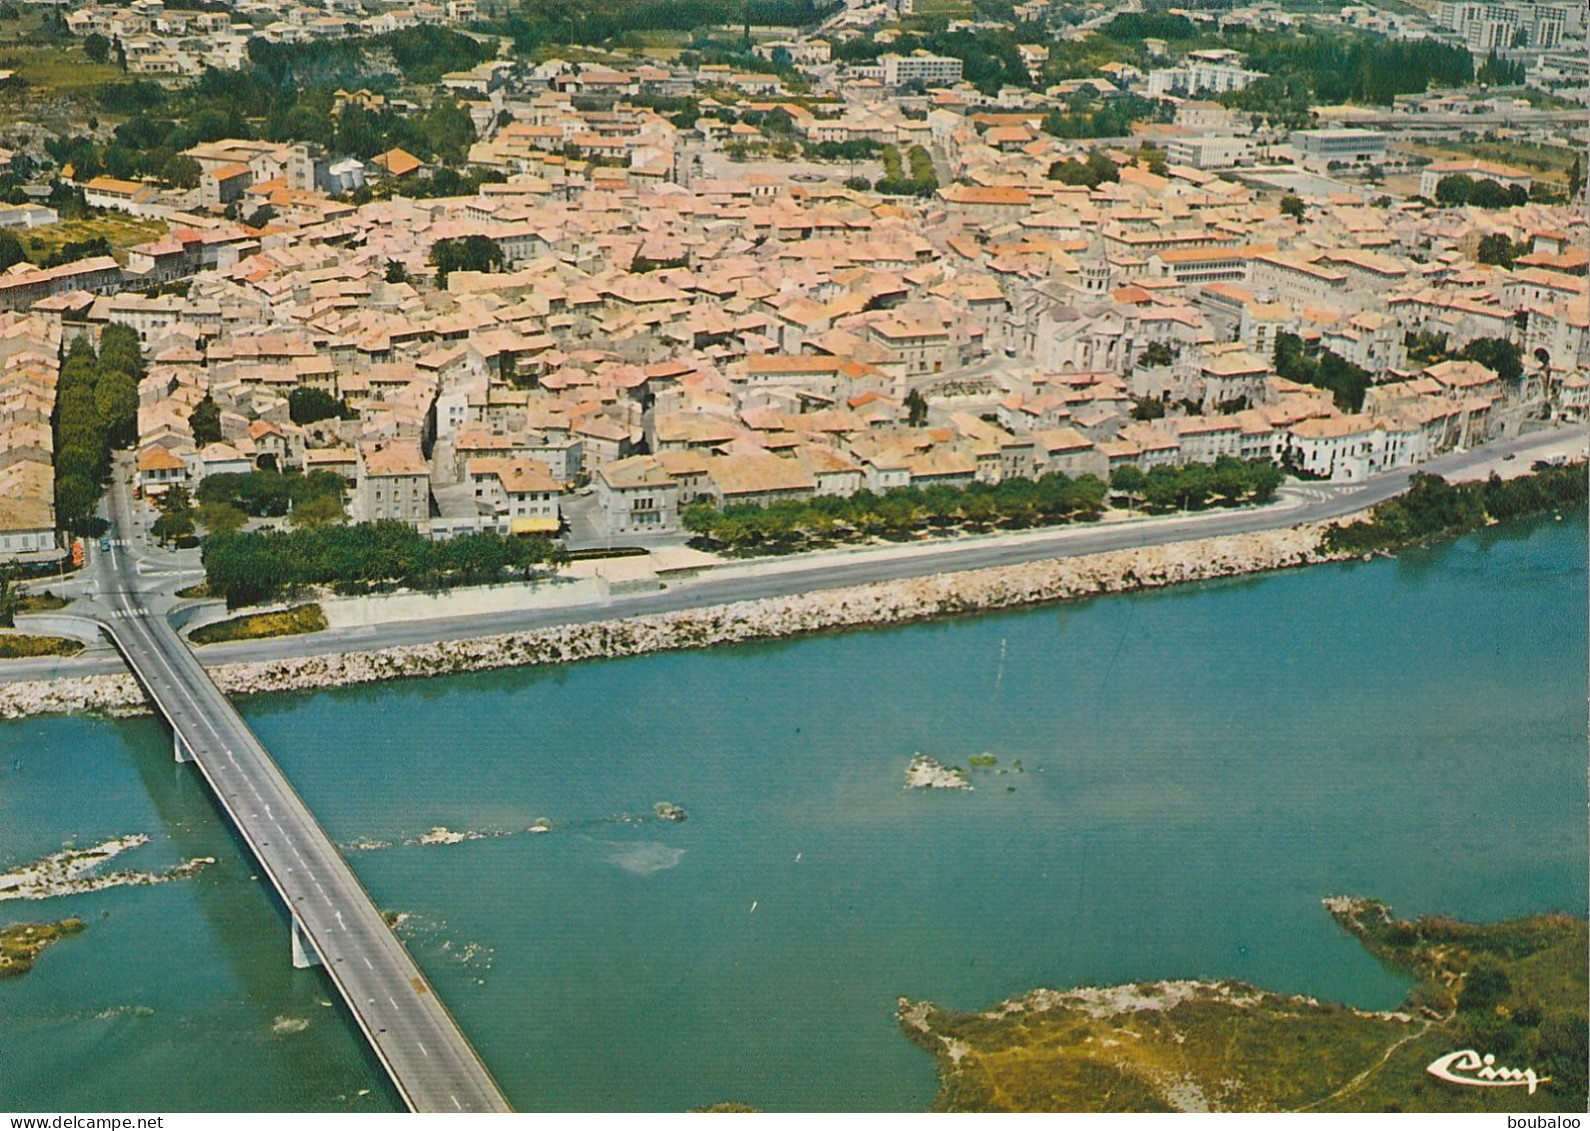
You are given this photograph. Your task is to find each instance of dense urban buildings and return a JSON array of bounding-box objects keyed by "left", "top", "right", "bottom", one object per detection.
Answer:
[{"left": 0, "top": 0, "right": 1584, "bottom": 564}]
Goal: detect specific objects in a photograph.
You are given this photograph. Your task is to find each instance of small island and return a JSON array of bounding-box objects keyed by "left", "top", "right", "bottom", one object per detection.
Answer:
[
  {"left": 900, "top": 898, "right": 1587, "bottom": 1113},
  {"left": 905, "top": 754, "right": 972, "bottom": 791},
  {"left": 654, "top": 802, "right": 688, "bottom": 822},
  {"left": 1, "top": 919, "right": 85, "bottom": 979}
]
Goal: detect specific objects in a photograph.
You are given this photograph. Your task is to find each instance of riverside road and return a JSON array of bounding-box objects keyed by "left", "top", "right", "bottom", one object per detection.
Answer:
[{"left": 5, "top": 427, "right": 1583, "bottom": 687}]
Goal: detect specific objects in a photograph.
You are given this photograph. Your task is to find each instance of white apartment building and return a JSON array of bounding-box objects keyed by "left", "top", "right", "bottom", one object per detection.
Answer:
[
  {"left": 881, "top": 52, "right": 964, "bottom": 87},
  {"left": 1165, "top": 134, "right": 1255, "bottom": 169}
]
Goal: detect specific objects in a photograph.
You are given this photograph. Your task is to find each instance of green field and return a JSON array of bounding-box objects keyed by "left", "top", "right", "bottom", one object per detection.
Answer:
[
  {"left": 911, "top": 0, "right": 975, "bottom": 16},
  {"left": 904, "top": 898, "right": 1588, "bottom": 1113},
  {"left": 24, "top": 215, "right": 169, "bottom": 265},
  {"left": 0, "top": 45, "right": 123, "bottom": 97},
  {"left": 1409, "top": 139, "right": 1578, "bottom": 181}
]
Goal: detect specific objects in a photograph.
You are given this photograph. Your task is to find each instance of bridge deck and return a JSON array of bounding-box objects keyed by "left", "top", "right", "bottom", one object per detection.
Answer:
[{"left": 98, "top": 579, "right": 510, "bottom": 1113}]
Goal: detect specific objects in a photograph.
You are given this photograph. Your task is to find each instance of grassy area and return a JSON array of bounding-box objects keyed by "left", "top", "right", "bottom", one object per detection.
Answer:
[
  {"left": 1409, "top": 139, "right": 1577, "bottom": 180},
  {"left": 0, "top": 633, "right": 84, "bottom": 659},
  {"left": 0, "top": 919, "right": 85, "bottom": 979},
  {"left": 17, "top": 590, "right": 68, "bottom": 613},
  {"left": 24, "top": 215, "right": 169, "bottom": 266},
  {"left": 902, "top": 898, "right": 1587, "bottom": 1112},
  {"left": 0, "top": 45, "right": 124, "bottom": 97},
  {"left": 910, "top": 0, "right": 974, "bottom": 16},
  {"left": 189, "top": 604, "right": 328, "bottom": 646},
  {"left": 174, "top": 582, "right": 210, "bottom": 600}
]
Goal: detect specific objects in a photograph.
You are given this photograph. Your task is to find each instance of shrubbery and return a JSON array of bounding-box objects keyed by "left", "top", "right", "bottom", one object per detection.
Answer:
[{"left": 1325, "top": 466, "right": 1587, "bottom": 553}]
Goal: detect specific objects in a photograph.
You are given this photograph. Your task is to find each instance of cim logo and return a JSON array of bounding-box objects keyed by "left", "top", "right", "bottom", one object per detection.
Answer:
[{"left": 1426, "top": 1049, "right": 1550, "bottom": 1095}]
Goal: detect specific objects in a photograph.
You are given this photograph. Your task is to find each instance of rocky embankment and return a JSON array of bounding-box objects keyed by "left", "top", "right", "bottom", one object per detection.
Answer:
[{"left": 0, "top": 522, "right": 1349, "bottom": 720}]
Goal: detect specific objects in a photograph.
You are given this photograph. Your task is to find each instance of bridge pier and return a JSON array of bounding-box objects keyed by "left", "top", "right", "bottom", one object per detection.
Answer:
[
  {"left": 174, "top": 732, "right": 195, "bottom": 764},
  {"left": 291, "top": 915, "right": 322, "bottom": 969}
]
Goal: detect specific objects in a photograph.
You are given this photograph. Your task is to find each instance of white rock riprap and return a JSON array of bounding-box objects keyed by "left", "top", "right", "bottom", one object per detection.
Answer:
[{"left": 0, "top": 522, "right": 1351, "bottom": 720}]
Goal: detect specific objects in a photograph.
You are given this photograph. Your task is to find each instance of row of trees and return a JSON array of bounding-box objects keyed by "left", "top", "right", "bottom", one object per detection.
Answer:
[
  {"left": 682, "top": 459, "right": 1283, "bottom": 553},
  {"left": 874, "top": 145, "right": 938, "bottom": 197},
  {"left": 202, "top": 522, "right": 568, "bottom": 608},
  {"left": 1325, "top": 466, "right": 1587, "bottom": 553},
  {"left": 1108, "top": 458, "right": 1284, "bottom": 512},
  {"left": 1433, "top": 174, "right": 1530, "bottom": 209},
  {"left": 684, "top": 474, "right": 1110, "bottom": 552},
  {"left": 53, "top": 326, "right": 144, "bottom": 533}
]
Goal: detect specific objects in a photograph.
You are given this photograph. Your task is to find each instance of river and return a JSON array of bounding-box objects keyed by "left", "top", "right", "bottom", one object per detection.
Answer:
[{"left": 2, "top": 511, "right": 1584, "bottom": 1112}]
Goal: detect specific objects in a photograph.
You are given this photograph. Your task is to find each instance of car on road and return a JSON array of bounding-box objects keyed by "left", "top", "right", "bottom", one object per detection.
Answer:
[
  {"left": 1502, "top": 453, "right": 1516, "bottom": 461},
  {"left": 98, "top": 536, "right": 110, "bottom": 551}
]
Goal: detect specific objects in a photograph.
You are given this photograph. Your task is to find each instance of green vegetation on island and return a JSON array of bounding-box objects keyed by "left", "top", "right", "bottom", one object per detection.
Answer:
[
  {"left": 201, "top": 521, "right": 568, "bottom": 608},
  {"left": 1326, "top": 465, "right": 1588, "bottom": 555},
  {"left": 189, "top": 604, "right": 329, "bottom": 647},
  {"left": 901, "top": 897, "right": 1587, "bottom": 1112},
  {"left": 0, "top": 919, "right": 85, "bottom": 979}
]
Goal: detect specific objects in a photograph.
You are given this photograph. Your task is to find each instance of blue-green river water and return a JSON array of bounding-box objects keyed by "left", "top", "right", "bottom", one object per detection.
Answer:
[{"left": 2, "top": 512, "right": 1585, "bottom": 1112}]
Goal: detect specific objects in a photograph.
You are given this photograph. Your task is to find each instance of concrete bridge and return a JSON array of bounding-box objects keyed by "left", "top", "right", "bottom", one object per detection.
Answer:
[{"left": 89, "top": 540, "right": 511, "bottom": 1113}]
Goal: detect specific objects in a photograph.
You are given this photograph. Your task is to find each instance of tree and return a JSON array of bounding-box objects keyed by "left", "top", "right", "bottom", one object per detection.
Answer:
[
  {"left": 429, "top": 234, "right": 504, "bottom": 286},
  {"left": 98, "top": 323, "right": 145, "bottom": 382},
  {"left": 1569, "top": 156, "right": 1583, "bottom": 201},
  {"left": 1138, "top": 342, "right": 1174, "bottom": 368},
  {"left": 190, "top": 396, "right": 222, "bottom": 446},
  {"left": 905, "top": 388, "right": 929, "bottom": 427},
  {"left": 0, "top": 565, "right": 18, "bottom": 628},
  {"left": 1130, "top": 396, "right": 1165, "bottom": 421},
  {"left": 245, "top": 205, "right": 276, "bottom": 229},
  {"left": 1434, "top": 174, "right": 1474, "bottom": 206},
  {"left": 93, "top": 368, "right": 138, "bottom": 449},
  {"left": 1475, "top": 232, "right": 1521, "bottom": 268},
  {"left": 160, "top": 154, "right": 202, "bottom": 189},
  {"left": 1109, "top": 464, "right": 1146, "bottom": 508},
  {"left": 289, "top": 492, "right": 344, "bottom": 529},
  {"left": 0, "top": 230, "right": 24, "bottom": 271},
  {"left": 384, "top": 260, "right": 409, "bottom": 284},
  {"left": 83, "top": 32, "right": 111, "bottom": 64},
  {"left": 288, "top": 387, "right": 352, "bottom": 425},
  {"left": 196, "top": 500, "right": 246, "bottom": 536},
  {"left": 1138, "top": 143, "right": 1167, "bottom": 177},
  {"left": 1279, "top": 194, "right": 1305, "bottom": 220},
  {"left": 55, "top": 474, "right": 99, "bottom": 531},
  {"left": 152, "top": 485, "right": 195, "bottom": 545},
  {"left": 1458, "top": 337, "right": 1523, "bottom": 385}
]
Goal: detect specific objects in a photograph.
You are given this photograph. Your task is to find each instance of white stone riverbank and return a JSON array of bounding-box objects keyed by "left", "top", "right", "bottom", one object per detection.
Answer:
[{"left": 0, "top": 520, "right": 1354, "bottom": 721}]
